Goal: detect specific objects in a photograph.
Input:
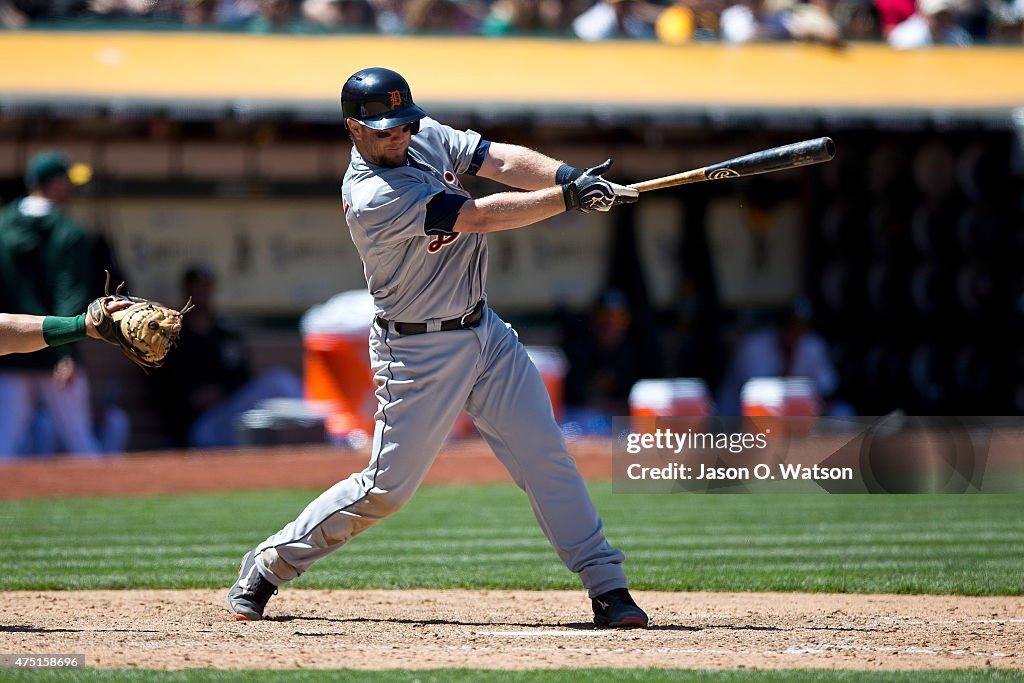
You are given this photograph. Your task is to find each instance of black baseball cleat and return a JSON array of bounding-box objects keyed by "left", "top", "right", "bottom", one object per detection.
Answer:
[
  {"left": 226, "top": 550, "right": 278, "bottom": 621},
  {"left": 592, "top": 588, "right": 649, "bottom": 628}
]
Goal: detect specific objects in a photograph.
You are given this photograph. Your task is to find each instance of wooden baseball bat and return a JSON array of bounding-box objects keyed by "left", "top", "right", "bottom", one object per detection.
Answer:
[{"left": 629, "top": 137, "right": 835, "bottom": 193}]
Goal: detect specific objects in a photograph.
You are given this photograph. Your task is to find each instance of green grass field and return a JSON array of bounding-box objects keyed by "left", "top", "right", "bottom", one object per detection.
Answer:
[{"left": 1, "top": 483, "right": 1021, "bottom": 595}]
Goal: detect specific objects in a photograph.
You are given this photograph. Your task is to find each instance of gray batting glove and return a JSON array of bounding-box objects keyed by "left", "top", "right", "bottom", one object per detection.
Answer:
[{"left": 561, "top": 159, "right": 639, "bottom": 213}]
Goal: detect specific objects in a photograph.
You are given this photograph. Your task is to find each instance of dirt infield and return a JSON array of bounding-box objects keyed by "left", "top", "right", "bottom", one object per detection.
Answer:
[
  {"left": 2, "top": 439, "right": 1022, "bottom": 672},
  {"left": 2, "top": 589, "right": 1022, "bottom": 671},
  {"left": 0, "top": 439, "right": 612, "bottom": 500}
]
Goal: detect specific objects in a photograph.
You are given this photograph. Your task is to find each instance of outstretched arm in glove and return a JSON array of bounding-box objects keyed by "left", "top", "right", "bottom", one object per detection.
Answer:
[
  {"left": 0, "top": 300, "right": 132, "bottom": 356},
  {"left": 87, "top": 270, "right": 194, "bottom": 370}
]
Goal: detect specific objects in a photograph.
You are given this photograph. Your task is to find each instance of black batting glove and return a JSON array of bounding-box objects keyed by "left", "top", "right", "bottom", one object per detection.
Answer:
[{"left": 561, "top": 159, "right": 639, "bottom": 213}]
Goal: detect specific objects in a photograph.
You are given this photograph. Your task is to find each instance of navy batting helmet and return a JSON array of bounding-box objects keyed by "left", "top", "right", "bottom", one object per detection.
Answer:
[{"left": 341, "top": 67, "right": 427, "bottom": 131}]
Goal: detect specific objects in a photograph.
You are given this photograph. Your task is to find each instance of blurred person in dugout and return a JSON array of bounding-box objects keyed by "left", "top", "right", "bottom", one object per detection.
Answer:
[
  {"left": 151, "top": 265, "right": 302, "bottom": 448},
  {"left": 715, "top": 298, "right": 852, "bottom": 417},
  {"left": 562, "top": 289, "right": 640, "bottom": 418},
  {"left": 0, "top": 151, "right": 106, "bottom": 458}
]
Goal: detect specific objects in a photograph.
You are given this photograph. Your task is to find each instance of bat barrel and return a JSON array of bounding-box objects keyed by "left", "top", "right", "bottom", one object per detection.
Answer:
[
  {"left": 629, "top": 137, "right": 836, "bottom": 193},
  {"left": 782, "top": 136, "right": 835, "bottom": 165},
  {"left": 704, "top": 137, "right": 835, "bottom": 179}
]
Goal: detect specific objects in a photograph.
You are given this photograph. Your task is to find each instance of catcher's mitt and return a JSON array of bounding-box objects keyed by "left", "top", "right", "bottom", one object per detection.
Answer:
[{"left": 87, "top": 270, "right": 195, "bottom": 370}]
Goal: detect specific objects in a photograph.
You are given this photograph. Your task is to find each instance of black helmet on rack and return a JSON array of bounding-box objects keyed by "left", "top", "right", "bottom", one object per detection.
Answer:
[{"left": 340, "top": 67, "right": 427, "bottom": 131}]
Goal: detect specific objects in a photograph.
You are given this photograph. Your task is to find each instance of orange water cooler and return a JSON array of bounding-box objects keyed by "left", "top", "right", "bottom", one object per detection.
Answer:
[
  {"left": 303, "top": 332, "right": 376, "bottom": 442},
  {"left": 740, "top": 377, "right": 821, "bottom": 416},
  {"left": 628, "top": 378, "right": 713, "bottom": 434},
  {"left": 740, "top": 377, "right": 821, "bottom": 433},
  {"left": 301, "top": 290, "right": 376, "bottom": 444}
]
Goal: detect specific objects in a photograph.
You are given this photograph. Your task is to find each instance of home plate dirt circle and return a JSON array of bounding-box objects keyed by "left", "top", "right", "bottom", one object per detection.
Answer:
[{"left": 2, "top": 589, "right": 1022, "bottom": 671}]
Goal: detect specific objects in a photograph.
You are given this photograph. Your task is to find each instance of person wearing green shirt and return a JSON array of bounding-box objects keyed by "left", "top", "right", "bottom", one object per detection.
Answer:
[{"left": 0, "top": 150, "right": 101, "bottom": 458}]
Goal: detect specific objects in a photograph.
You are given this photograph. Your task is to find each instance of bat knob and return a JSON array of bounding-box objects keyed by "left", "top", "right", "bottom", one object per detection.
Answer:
[{"left": 822, "top": 137, "right": 836, "bottom": 159}]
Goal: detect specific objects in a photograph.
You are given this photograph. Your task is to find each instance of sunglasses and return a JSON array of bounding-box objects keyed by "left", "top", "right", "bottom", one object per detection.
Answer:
[{"left": 370, "top": 121, "right": 420, "bottom": 138}]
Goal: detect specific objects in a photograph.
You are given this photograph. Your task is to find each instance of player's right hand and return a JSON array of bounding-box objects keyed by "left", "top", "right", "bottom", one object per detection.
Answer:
[{"left": 561, "top": 159, "right": 639, "bottom": 213}]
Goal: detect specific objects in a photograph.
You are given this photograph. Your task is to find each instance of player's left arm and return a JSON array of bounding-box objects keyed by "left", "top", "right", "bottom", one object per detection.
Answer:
[
  {"left": 477, "top": 143, "right": 634, "bottom": 201},
  {"left": 476, "top": 142, "right": 581, "bottom": 191},
  {"left": 441, "top": 121, "right": 585, "bottom": 190}
]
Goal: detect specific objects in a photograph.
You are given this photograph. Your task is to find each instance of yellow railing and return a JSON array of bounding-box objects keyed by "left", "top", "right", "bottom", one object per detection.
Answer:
[{"left": 1, "top": 32, "right": 1022, "bottom": 109}]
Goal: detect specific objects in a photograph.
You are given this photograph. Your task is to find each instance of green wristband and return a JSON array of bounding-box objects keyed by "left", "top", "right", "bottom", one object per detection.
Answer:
[{"left": 42, "top": 313, "right": 88, "bottom": 347}]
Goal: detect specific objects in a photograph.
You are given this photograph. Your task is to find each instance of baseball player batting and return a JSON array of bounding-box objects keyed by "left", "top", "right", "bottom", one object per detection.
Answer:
[{"left": 227, "top": 67, "right": 647, "bottom": 628}]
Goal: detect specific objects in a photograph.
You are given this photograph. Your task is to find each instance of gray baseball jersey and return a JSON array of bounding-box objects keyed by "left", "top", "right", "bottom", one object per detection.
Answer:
[
  {"left": 343, "top": 117, "right": 486, "bottom": 322},
  {"left": 250, "top": 116, "right": 629, "bottom": 602}
]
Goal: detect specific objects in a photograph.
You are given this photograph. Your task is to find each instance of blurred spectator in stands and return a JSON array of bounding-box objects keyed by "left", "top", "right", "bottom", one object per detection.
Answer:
[
  {"left": 1, "top": 0, "right": 88, "bottom": 27},
  {"left": 215, "top": 0, "right": 259, "bottom": 24},
  {"left": 402, "top": 0, "right": 485, "bottom": 33},
  {"left": 887, "top": 0, "right": 971, "bottom": 45},
  {"left": 151, "top": 265, "right": 302, "bottom": 448},
  {"left": 783, "top": 0, "right": 843, "bottom": 43},
  {"left": 0, "top": 151, "right": 102, "bottom": 458},
  {"left": 87, "top": 0, "right": 149, "bottom": 15},
  {"left": 0, "top": 1, "right": 29, "bottom": 27},
  {"left": 715, "top": 299, "right": 850, "bottom": 416},
  {"left": 182, "top": 0, "right": 219, "bottom": 25},
  {"left": 985, "top": 0, "right": 1022, "bottom": 39},
  {"left": 561, "top": 289, "right": 640, "bottom": 418},
  {"left": 873, "top": 0, "right": 915, "bottom": 34},
  {"left": 247, "top": 0, "right": 316, "bottom": 31},
  {"left": 2, "top": 1, "right": 57, "bottom": 27},
  {"left": 719, "top": 0, "right": 791, "bottom": 41},
  {"left": 653, "top": 0, "right": 731, "bottom": 41},
  {"left": 368, "top": 0, "right": 404, "bottom": 31},
  {"left": 572, "top": 0, "right": 664, "bottom": 40},
  {"left": 956, "top": 0, "right": 993, "bottom": 39},
  {"left": 303, "top": 0, "right": 376, "bottom": 29},
  {"left": 0, "top": 2, "right": 23, "bottom": 27},
  {"left": 482, "top": 0, "right": 587, "bottom": 35},
  {"left": 833, "top": 0, "right": 882, "bottom": 38},
  {"left": 86, "top": 0, "right": 182, "bottom": 21}
]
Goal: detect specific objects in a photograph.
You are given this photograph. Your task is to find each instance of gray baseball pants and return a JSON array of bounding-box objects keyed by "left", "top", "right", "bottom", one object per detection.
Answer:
[{"left": 254, "top": 305, "right": 628, "bottom": 598}]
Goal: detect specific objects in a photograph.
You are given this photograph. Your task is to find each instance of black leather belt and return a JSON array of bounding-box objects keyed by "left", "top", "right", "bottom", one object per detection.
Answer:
[{"left": 376, "top": 299, "right": 485, "bottom": 336}]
